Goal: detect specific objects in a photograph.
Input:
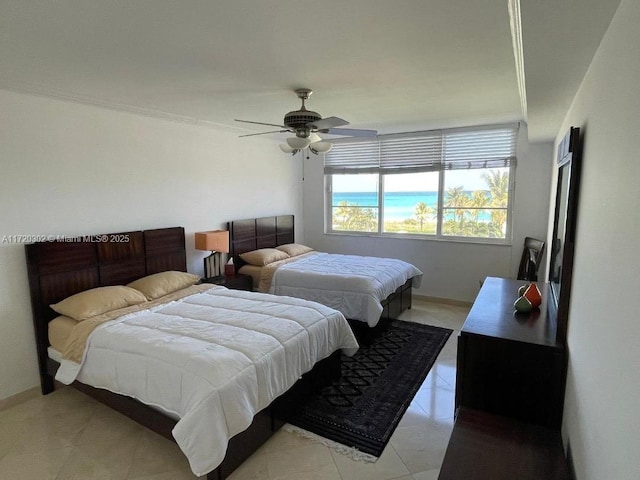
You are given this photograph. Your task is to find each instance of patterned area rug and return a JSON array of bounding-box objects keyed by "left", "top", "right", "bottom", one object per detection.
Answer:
[{"left": 275, "top": 320, "right": 453, "bottom": 458}]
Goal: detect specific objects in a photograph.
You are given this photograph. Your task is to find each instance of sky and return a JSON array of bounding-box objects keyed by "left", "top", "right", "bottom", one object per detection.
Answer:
[{"left": 333, "top": 168, "right": 507, "bottom": 192}]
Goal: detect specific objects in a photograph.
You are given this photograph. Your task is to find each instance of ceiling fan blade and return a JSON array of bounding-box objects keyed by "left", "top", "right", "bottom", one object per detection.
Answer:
[
  {"left": 239, "top": 130, "right": 289, "bottom": 138},
  {"left": 323, "top": 127, "right": 378, "bottom": 137},
  {"left": 235, "top": 119, "right": 288, "bottom": 128},
  {"left": 309, "top": 116, "right": 350, "bottom": 130}
]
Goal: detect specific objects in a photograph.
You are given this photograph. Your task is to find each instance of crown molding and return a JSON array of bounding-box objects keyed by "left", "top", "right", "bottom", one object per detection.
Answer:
[
  {"left": 508, "top": 0, "right": 528, "bottom": 123},
  {"left": 0, "top": 80, "right": 243, "bottom": 134}
]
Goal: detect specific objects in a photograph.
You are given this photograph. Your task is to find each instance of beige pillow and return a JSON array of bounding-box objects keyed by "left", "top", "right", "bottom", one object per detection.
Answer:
[
  {"left": 127, "top": 271, "right": 200, "bottom": 300},
  {"left": 276, "top": 243, "right": 314, "bottom": 257},
  {"left": 50, "top": 286, "right": 148, "bottom": 321},
  {"left": 239, "top": 248, "right": 289, "bottom": 266}
]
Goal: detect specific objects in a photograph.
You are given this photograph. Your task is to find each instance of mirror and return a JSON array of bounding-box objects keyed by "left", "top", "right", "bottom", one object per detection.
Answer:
[{"left": 549, "top": 127, "right": 581, "bottom": 343}]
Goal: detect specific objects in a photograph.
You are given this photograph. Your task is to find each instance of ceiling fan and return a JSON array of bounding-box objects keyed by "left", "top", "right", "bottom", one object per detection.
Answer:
[{"left": 235, "top": 88, "right": 377, "bottom": 154}]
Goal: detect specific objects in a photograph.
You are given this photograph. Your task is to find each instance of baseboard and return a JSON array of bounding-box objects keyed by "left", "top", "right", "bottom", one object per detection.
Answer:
[
  {"left": 0, "top": 386, "right": 40, "bottom": 412},
  {"left": 413, "top": 294, "right": 473, "bottom": 308}
]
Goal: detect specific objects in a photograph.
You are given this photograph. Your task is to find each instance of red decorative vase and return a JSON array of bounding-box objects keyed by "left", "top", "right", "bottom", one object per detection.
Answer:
[{"left": 524, "top": 283, "right": 542, "bottom": 308}]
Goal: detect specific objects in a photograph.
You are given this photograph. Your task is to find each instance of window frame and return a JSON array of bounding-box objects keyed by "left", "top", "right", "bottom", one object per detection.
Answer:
[{"left": 324, "top": 124, "right": 518, "bottom": 244}]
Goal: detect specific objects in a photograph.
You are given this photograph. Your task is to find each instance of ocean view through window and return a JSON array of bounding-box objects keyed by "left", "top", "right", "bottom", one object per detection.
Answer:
[{"left": 325, "top": 124, "right": 518, "bottom": 241}]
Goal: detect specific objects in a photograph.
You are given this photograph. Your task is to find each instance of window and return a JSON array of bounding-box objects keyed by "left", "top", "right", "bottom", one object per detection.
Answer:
[
  {"left": 325, "top": 124, "right": 518, "bottom": 241},
  {"left": 331, "top": 174, "right": 379, "bottom": 233}
]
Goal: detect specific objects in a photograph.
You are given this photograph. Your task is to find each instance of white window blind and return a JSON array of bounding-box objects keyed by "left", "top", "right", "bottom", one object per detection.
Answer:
[
  {"left": 322, "top": 141, "right": 380, "bottom": 174},
  {"left": 325, "top": 123, "right": 518, "bottom": 174},
  {"left": 443, "top": 125, "right": 518, "bottom": 170},
  {"left": 379, "top": 131, "right": 443, "bottom": 173}
]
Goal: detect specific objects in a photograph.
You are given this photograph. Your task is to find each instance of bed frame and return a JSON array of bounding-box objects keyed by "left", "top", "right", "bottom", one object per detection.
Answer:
[
  {"left": 24, "top": 226, "right": 340, "bottom": 480},
  {"left": 228, "top": 215, "right": 414, "bottom": 340}
]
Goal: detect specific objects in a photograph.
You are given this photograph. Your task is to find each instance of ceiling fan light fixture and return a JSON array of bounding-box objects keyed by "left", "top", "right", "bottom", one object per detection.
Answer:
[
  {"left": 308, "top": 132, "right": 322, "bottom": 143},
  {"left": 279, "top": 143, "right": 296, "bottom": 153},
  {"left": 309, "top": 141, "right": 333, "bottom": 154},
  {"left": 287, "top": 137, "right": 312, "bottom": 149},
  {"left": 235, "top": 88, "right": 378, "bottom": 153}
]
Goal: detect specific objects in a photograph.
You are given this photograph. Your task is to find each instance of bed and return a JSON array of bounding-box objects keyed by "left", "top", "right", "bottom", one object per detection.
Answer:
[
  {"left": 25, "top": 227, "right": 358, "bottom": 479},
  {"left": 228, "top": 215, "right": 423, "bottom": 332}
]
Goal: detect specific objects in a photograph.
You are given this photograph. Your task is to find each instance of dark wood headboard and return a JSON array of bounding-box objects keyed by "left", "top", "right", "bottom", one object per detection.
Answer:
[
  {"left": 25, "top": 226, "right": 186, "bottom": 393},
  {"left": 228, "top": 215, "right": 294, "bottom": 268}
]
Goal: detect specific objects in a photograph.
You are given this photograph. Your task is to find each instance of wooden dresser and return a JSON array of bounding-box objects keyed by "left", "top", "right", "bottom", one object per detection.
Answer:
[
  {"left": 455, "top": 276, "right": 566, "bottom": 428},
  {"left": 439, "top": 277, "right": 570, "bottom": 480},
  {"left": 439, "top": 407, "right": 570, "bottom": 480}
]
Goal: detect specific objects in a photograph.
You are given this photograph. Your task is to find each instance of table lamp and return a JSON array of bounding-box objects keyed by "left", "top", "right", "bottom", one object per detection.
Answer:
[{"left": 194, "top": 230, "right": 230, "bottom": 278}]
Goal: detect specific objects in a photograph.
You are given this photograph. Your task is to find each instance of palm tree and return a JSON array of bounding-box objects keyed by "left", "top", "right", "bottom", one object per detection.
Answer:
[
  {"left": 347, "top": 207, "right": 377, "bottom": 232},
  {"left": 444, "top": 186, "right": 471, "bottom": 223},
  {"left": 482, "top": 170, "right": 509, "bottom": 207},
  {"left": 482, "top": 170, "right": 509, "bottom": 233},
  {"left": 334, "top": 201, "right": 351, "bottom": 228},
  {"left": 414, "top": 201, "right": 432, "bottom": 231},
  {"left": 470, "top": 190, "right": 490, "bottom": 224}
]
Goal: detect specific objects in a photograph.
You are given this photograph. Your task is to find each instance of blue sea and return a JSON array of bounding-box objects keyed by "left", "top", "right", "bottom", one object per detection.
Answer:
[
  {"left": 332, "top": 191, "right": 494, "bottom": 222},
  {"left": 333, "top": 191, "right": 437, "bottom": 221}
]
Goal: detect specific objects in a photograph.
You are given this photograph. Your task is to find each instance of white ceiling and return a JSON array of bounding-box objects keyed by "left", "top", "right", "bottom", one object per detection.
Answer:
[
  {"left": 518, "top": 0, "right": 621, "bottom": 142},
  {"left": 0, "top": 0, "right": 621, "bottom": 143}
]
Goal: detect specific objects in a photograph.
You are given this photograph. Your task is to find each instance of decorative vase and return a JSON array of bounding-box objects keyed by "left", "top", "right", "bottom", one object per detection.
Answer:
[
  {"left": 518, "top": 285, "right": 528, "bottom": 297},
  {"left": 514, "top": 295, "right": 533, "bottom": 313},
  {"left": 524, "top": 283, "right": 542, "bottom": 308}
]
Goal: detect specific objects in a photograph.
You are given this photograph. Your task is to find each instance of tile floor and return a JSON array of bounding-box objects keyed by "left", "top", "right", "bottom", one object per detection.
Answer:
[{"left": 0, "top": 299, "right": 469, "bottom": 480}]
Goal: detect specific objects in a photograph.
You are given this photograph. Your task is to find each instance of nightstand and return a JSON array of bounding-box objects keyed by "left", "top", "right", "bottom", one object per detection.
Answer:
[{"left": 201, "top": 274, "right": 253, "bottom": 291}]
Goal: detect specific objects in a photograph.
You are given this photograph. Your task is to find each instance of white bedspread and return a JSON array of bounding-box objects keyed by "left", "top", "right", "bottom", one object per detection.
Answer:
[
  {"left": 55, "top": 287, "right": 358, "bottom": 476},
  {"left": 269, "top": 253, "right": 423, "bottom": 327}
]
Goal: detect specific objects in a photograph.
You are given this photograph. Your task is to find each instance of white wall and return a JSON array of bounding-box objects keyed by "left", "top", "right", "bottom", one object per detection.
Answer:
[
  {"left": 555, "top": 0, "right": 640, "bottom": 478},
  {"left": 0, "top": 89, "right": 303, "bottom": 399},
  {"left": 302, "top": 124, "right": 553, "bottom": 302}
]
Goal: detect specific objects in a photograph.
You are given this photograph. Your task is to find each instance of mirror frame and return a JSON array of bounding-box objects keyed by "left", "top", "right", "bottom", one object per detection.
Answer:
[{"left": 549, "top": 126, "right": 582, "bottom": 344}]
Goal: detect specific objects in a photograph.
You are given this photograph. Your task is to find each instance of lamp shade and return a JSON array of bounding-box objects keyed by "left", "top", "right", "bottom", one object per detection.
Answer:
[
  {"left": 308, "top": 132, "right": 322, "bottom": 143},
  {"left": 194, "top": 230, "right": 229, "bottom": 253},
  {"left": 310, "top": 141, "right": 333, "bottom": 153},
  {"left": 279, "top": 143, "right": 295, "bottom": 153},
  {"left": 287, "top": 136, "right": 312, "bottom": 149}
]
